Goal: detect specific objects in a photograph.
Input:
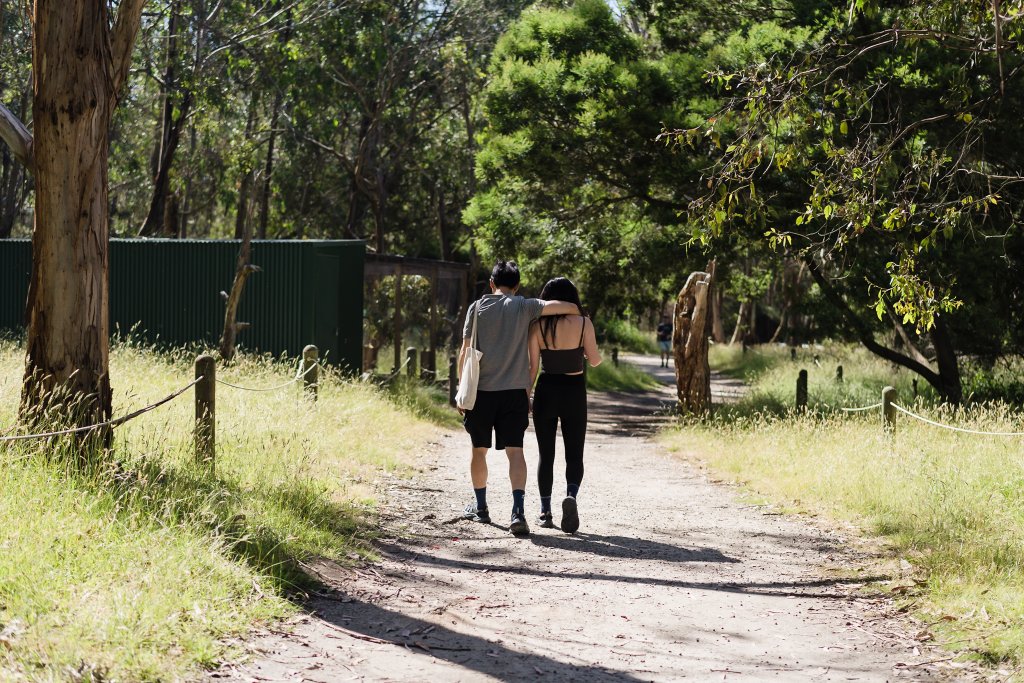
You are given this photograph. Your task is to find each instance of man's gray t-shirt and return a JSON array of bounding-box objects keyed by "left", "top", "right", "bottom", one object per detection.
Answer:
[{"left": 463, "top": 293, "right": 545, "bottom": 392}]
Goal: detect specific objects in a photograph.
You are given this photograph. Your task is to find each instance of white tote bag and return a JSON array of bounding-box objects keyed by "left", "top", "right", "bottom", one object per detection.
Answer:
[{"left": 455, "top": 302, "right": 483, "bottom": 410}]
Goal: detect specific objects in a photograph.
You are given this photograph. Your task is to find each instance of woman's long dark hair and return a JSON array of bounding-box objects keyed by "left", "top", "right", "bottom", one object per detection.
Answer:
[{"left": 538, "top": 277, "right": 585, "bottom": 348}]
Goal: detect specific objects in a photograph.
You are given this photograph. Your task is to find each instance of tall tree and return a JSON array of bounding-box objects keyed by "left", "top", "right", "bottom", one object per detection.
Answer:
[
  {"left": 0, "top": 1, "right": 146, "bottom": 447},
  {"left": 685, "top": 0, "right": 1024, "bottom": 402}
]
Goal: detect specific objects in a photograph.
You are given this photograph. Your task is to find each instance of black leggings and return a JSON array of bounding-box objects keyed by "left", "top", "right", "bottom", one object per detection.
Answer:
[{"left": 532, "top": 373, "right": 587, "bottom": 498}]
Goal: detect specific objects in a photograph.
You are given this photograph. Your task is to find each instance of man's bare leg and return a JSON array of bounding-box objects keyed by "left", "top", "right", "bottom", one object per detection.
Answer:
[
  {"left": 471, "top": 447, "right": 488, "bottom": 489},
  {"left": 505, "top": 446, "right": 527, "bottom": 490}
]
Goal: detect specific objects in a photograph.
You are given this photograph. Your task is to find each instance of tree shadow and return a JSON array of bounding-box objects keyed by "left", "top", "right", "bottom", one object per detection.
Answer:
[
  {"left": 287, "top": 563, "right": 653, "bottom": 682},
  {"left": 88, "top": 454, "right": 374, "bottom": 592},
  {"left": 529, "top": 530, "right": 741, "bottom": 563},
  {"left": 372, "top": 541, "right": 885, "bottom": 600}
]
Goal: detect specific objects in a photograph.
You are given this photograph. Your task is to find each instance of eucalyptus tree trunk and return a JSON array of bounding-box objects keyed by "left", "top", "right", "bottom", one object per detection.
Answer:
[{"left": 14, "top": 0, "right": 145, "bottom": 449}]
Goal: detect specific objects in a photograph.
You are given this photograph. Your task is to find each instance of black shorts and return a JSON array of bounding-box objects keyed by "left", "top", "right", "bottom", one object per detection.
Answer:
[{"left": 463, "top": 389, "right": 529, "bottom": 450}]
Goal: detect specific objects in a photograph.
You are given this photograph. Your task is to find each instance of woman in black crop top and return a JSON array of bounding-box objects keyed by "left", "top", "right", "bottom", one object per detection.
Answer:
[{"left": 527, "top": 277, "right": 602, "bottom": 533}]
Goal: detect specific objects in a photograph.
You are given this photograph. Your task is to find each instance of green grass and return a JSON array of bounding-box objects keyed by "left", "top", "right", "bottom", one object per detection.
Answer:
[
  {"left": 0, "top": 339, "right": 437, "bottom": 682},
  {"left": 662, "top": 343, "right": 1024, "bottom": 665},
  {"left": 384, "top": 376, "right": 463, "bottom": 429},
  {"left": 709, "top": 342, "right": 929, "bottom": 416},
  {"left": 585, "top": 360, "right": 661, "bottom": 392}
]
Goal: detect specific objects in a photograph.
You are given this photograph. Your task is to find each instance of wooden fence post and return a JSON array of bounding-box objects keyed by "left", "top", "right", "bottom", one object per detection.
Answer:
[
  {"left": 836, "top": 365, "right": 843, "bottom": 383},
  {"left": 883, "top": 386, "right": 896, "bottom": 432},
  {"left": 195, "top": 354, "right": 216, "bottom": 470},
  {"left": 912, "top": 378, "right": 919, "bottom": 399},
  {"left": 796, "top": 369, "right": 808, "bottom": 412},
  {"left": 420, "top": 349, "right": 436, "bottom": 381},
  {"left": 448, "top": 355, "right": 457, "bottom": 406},
  {"left": 790, "top": 347, "right": 797, "bottom": 362},
  {"left": 393, "top": 266, "right": 404, "bottom": 374},
  {"left": 612, "top": 347, "right": 619, "bottom": 367},
  {"left": 406, "top": 347, "right": 417, "bottom": 378},
  {"left": 303, "top": 345, "right": 319, "bottom": 400}
]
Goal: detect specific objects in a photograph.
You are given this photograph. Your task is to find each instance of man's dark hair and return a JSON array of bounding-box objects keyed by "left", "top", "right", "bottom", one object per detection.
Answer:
[{"left": 491, "top": 260, "right": 521, "bottom": 289}]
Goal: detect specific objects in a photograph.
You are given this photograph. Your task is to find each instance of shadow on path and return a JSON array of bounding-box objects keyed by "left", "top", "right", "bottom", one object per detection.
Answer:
[
  {"left": 298, "top": 562, "right": 650, "bottom": 682},
  {"left": 528, "top": 530, "right": 740, "bottom": 563},
  {"left": 372, "top": 542, "right": 882, "bottom": 601}
]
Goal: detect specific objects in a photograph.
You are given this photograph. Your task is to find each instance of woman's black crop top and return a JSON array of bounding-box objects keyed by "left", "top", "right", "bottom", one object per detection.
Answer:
[{"left": 540, "top": 319, "right": 586, "bottom": 374}]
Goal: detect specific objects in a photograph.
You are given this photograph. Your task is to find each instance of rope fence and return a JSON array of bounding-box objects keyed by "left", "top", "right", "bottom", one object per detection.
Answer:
[
  {"left": 890, "top": 402, "right": 1024, "bottom": 437},
  {"left": 215, "top": 358, "right": 322, "bottom": 392},
  {"left": 0, "top": 344, "right": 324, "bottom": 469},
  {"left": 826, "top": 381, "right": 1024, "bottom": 436},
  {"left": 0, "top": 377, "right": 201, "bottom": 443},
  {"left": 795, "top": 365, "right": 1024, "bottom": 436},
  {"left": 839, "top": 402, "right": 883, "bottom": 413}
]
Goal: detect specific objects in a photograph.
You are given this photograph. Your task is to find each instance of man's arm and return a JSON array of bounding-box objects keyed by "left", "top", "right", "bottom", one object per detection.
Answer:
[
  {"left": 536, "top": 299, "right": 580, "bottom": 316},
  {"left": 583, "top": 318, "right": 603, "bottom": 367}
]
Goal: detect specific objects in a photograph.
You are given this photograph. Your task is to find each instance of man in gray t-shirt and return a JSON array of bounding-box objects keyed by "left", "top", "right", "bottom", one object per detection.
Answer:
[{"left": 458, "top": 261, "right": 579, "bottom": 536}]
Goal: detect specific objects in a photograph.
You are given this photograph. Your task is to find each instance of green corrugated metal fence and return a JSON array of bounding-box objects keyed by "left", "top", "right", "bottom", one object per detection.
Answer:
[{"left": 0, "top": 239, "right": 364, "bottom": 371}]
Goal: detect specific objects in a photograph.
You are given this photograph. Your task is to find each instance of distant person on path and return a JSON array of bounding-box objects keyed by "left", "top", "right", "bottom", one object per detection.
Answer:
[
  {"left": 459, "top": 261, "right": 580, "bottom": 536},
  {"left": 528, "top": 278, "right": 602, "bottom": 534},
  {"left": 657, "top": 316, "right": 673, "bottom": 368}
]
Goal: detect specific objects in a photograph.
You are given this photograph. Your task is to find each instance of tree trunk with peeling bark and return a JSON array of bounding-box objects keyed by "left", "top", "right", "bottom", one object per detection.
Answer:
[
  {"left": 673, "top": 265, "right": 714, "bottom": 414},
  {"left": 729, "top": 300, "right": 749, "bottom": 346},
  {"left": 10, "top": 1, "right": 145, "bottom": 454},
  {"left": 219, "top": 202, "right": 260, "bottom": 361}
]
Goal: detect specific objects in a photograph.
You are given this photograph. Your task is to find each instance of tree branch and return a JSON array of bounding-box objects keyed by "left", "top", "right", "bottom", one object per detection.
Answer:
[
  {"left": 110, "top": 0, "right": 147, "bottom": 100},
  {"left": 885, "top": 301, "right": 932, "bottom": 367},
  {"left": 803, "top": 257, "right": 944, "bottom": 389},
  {"left": 0, "top": 101, "right": 32, "bottom": 172}
]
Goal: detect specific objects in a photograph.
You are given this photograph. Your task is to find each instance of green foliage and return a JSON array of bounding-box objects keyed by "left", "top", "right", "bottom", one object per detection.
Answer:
[
  {"left": 595, "top": 317, "right": 659, "bottom": 354},
  {"left": 364, "top": 275, "right": 454, "bottom": 351},
  {"left": 467, "top": 0, "right": 706, "bottom": 317},
  {"left": 384, "top": 376, "right": 463, "bottom": 429},
  {"left": 686, "top": 0, "right": 1024, "bottom": 342}
]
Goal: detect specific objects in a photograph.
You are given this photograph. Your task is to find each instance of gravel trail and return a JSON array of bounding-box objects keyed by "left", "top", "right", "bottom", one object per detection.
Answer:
[{"left": 210, "top": 356, "right": 971, "bottom": 682}]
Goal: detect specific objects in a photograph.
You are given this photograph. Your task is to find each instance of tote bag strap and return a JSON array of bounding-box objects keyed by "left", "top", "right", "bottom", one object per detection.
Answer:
[{"left": 470, "top": 300, "right": 480, "bottom": 350}]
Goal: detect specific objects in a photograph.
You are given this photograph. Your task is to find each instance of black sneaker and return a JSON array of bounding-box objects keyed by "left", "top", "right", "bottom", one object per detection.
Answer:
[
  {"left": 560, "top": 496, "right": 580, "bottom": 534},
  {"left": 463, "top": 503, "right": 490, "bottom": 524},
  {"left": 509, "top": 511, "right": 530, "bottom": 536},
  {"left": 537, "top": 511, "right": 555, "bottom": 528}
]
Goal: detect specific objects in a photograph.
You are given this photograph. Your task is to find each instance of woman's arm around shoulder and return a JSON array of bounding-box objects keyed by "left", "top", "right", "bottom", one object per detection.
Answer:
[{"left": 583, "top": 317, "right": 602, "bottom": 367}]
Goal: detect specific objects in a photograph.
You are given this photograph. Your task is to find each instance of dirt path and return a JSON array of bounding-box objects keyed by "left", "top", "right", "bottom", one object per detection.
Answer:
[{"left": 210, "top": 357, "right": 970, "bottom": 682}]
